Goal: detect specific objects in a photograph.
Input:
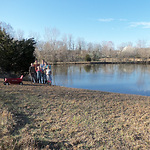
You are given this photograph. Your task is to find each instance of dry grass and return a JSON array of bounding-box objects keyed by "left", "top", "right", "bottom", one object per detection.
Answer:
[{"left": 0, "top": 78, "right": 149, "bottom": 150}]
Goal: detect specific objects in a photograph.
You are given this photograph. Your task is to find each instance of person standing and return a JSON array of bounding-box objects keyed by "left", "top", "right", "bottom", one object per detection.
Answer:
[
  {"left": 46, "top": 65, "right": 52, "bottom": 85},
  {"left": 36, "top": 66, "right": 42, "bottom": 83},
  {"left": 34, "top": 59, "right": 40, "bottom": 71},
  {"left": 40, "top": 59, "right": 46, "bottom": 83},
  {"left": 43, "top": 61, "right": 48, "bottom": 83},
  {"left": 40, "top": 59, "right": 45, "bottom": 69},
  {"left": 29, "top": 63, "right": 36, "bottom": 84}
]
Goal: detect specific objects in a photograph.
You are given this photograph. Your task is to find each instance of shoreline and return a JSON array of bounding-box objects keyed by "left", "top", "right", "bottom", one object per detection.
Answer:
[
  {"left": 1, "top": 77, "right": 149, "bottom": 97},
  {"left": 48, "top": 60, "right": 150, "bottom": 65}
]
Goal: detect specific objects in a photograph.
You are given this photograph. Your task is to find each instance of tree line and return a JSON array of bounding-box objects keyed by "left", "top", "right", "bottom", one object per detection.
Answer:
[
  {"left": 35, "top": 28, "right": 150, "bottom": 63},
  {"left": 1, "top": 22, "right": 150, "bottom": 74}
]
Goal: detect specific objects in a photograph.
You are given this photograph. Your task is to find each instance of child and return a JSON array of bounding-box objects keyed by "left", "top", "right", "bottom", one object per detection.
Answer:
[
  {"left": 46, "top": 65, "right": 52, "bottom": 85},
  {"left": 36, "top": 66, "right": 42, "bottom": 83}
]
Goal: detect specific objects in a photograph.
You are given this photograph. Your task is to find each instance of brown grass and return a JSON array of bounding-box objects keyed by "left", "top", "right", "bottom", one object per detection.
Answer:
[{"left": 0, "top": 78, "right": 149, "bottom": 150}]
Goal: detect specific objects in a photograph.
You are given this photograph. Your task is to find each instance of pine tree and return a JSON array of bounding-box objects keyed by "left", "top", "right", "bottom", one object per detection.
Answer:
[{"left": 0, "top": 25, "right": 36, "bottom": 74}]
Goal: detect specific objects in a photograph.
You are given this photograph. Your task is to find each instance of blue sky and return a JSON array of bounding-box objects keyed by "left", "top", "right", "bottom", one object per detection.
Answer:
[{"left": 1, "top": 0, "right": 150, "bottom": 47}]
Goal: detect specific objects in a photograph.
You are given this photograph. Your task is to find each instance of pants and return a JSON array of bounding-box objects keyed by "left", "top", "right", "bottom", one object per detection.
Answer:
[
  {"left": 41, "top": 73, "right": 46, "bottom": 84},
  {"left": 37, "top": 71, "right": 41, "bottom": 83},
  {"left": 30, "top": 73, "right": 36, "bottom": 83},
  {"left": 46, "top": 74, "right": 52, "bottom": 82}
]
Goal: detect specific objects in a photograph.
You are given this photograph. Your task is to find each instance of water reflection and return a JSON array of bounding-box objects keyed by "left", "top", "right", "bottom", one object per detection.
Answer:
[
  {"left": 52, "top": 64, "right": 150, "bottom": 96},
  {"left": 84, "top": 65, "right": 91, "bottom": 73}
]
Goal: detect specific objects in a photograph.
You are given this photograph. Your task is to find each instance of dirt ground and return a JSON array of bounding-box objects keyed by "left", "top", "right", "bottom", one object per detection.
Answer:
[{"left": 0, "top": 78, "right": 150, "bottom": 150}]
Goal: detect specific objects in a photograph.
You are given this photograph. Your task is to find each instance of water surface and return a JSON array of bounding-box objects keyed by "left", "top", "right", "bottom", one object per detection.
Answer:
[{"left": 52, "top": 64, "right": 150, "bottom": 96}]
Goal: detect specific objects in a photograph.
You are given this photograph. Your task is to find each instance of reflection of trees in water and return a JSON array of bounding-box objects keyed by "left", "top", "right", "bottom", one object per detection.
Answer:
[
  {"left": 85, "top": 64, "right": 101, "bottom": 73},
  {"left": 117, "top": 64, "right": 150, "bottom": 75},
  {"left": 117, "top": 64, "right": 135, "bottom": 81},
  {"left": 52, "top": 65, "right": 84, "bottom": 85},
  {"left": 53, "top": 64, "right": 150, "bottom": 76},
  {"left": 52, "top": 65, "right": 69, "bottom": 85},
  {"left": 84, "top": 65, "right": 91, "bottom": 72},
  {"left": 100, "top": 64, "right": 115, "bottom": 74},
  {"left": 92, "top": 64, "right": 101, "bottom": 73},
  {"left": 83, "top": 64, "right": 116, "bottom": 74},
  {"left": 117, "top": 64, "right": 136, "bottom": 74},
  {"left": 116, "top": 64, "right": 150, "bottom": 87},
  {"left": 52, "top": 64, "right": 150, "bottom": 87},
  {"left": 52, "top": 65, "right": 68, "bottom": 76},
  {"left": 136, "top": 65, "right": 150, "bottom": 88}
]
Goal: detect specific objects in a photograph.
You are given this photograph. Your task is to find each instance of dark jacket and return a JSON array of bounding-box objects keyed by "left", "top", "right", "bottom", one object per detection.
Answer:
[{"left": 29, "top": 66, "right": 36, "bottom": 74}]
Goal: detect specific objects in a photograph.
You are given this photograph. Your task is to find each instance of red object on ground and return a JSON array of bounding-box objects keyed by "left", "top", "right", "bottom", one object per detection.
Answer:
[{"left": 4, "top": 75, "right": 23, "bottom": 85}]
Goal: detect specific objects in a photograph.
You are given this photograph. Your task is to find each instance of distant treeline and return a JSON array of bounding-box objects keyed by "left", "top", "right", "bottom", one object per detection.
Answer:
[
  {"left": 1, "top": 22, "right": 150, "bottom": 75},
  {"left": 35, "top": 28, "right": 150, "bottom": 63}
]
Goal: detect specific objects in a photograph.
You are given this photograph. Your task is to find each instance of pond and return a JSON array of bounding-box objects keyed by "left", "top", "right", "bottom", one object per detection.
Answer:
[{"left": 52, "top": 64, "right": 150, "bottom": 96}]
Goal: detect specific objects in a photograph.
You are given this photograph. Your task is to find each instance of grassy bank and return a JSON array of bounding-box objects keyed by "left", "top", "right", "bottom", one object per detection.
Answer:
[{"left": 0, "top": 79, "right": 149, "bottom": 149}]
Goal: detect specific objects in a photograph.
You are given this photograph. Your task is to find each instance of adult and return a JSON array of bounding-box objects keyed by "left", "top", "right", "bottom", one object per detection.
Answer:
[
  {"left": 43, "top": 61, "right": 48, "bottom": 83},
  {"left": 29, "top": 63, "right": 36, "bottom": 83},
  {"left": 40, "top": 59, "right": 45, "bottom": 69},
  {"left": 40, "top": 59, "right": 46, "bottom": 83},
  {"left": 34, "top": 59, "right": 40, "bottom": 71}
]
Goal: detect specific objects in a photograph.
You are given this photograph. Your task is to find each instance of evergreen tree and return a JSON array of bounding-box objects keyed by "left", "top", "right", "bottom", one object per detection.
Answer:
[
  {"left": 85, "top": 54, "right": 91, "bottom": 61},
  {"left": 0, "top": 25, "right": 36, "bottom": 74},
  {"left": 0, "top": 28, "right": 14, "bottom": 72}
]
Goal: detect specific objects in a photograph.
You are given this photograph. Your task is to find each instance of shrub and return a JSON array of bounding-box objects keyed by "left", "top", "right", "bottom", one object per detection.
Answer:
[{"left": 85, "top": 54, "right": 91, "bottom": 61}]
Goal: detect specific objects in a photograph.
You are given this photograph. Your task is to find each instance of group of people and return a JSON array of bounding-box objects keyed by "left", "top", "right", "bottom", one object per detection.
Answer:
[{"left": 29, "top": 59, "right": 52, "bottom": 85}]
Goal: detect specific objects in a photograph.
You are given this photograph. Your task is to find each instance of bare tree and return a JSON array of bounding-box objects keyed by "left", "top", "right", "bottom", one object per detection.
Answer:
[
  {"left": 93, "top": 43, "right": 102, "bottom": 60},
  {"left": 0, "top": 22, "right": 14, "bottom": 37},
  {"left": 68, "top": 34, "right": 74, "bottom": 50},
  {"left": 44, "top": 27, "right": 60, "bottom": 42},
  {"left": 136, "top": 39, "right": 147, "bottom": 49},
  {"left": 15, "top": 29, "right": 24, "bottom": 40},
  {"left": 28, "top": 31, "right": 41, "bottom": 43},
  {"left": 101, "top": 41, "right": 114, "bottom": 57},
  {"left": 87, "top": 42, "right": 93, "bottom": 52},
  {"left": 76, "top": 38, "right": 86, "bottom": 51}
]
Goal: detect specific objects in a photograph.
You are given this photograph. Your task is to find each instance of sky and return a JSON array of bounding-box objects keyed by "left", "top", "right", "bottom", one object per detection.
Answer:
[{"left": 1, "top": 0, "right": 150, "bottom": 48}]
